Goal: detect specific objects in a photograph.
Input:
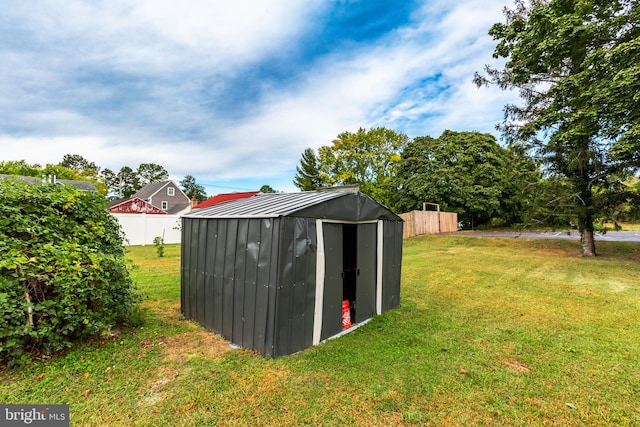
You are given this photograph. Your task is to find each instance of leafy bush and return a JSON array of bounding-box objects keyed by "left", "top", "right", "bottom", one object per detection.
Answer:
[
  {"left": 0, "top": 179, "right": 139, "bottom": 366},
  {"left": 153, "top": 236, "right": 165, "bottom": 257}
]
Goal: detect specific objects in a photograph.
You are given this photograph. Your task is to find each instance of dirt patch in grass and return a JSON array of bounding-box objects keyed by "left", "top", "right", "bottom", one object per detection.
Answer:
[
  {"left": 608, "top": 281, "right": 629, "bottom": 292},
  {"left": 141, "top": 299, "right": 233, "bottom": 362},
  {"left": 160, "top": 330, "right": 231, "bottom": 363},
  {"left": 142, "top": 301, "right": 184, "bottom": 327},
  {"left": 144, "top": 300, "right": 180, "bottom": 314},
  {"left": 503, "top": 359, "right": 531, "bottom": 373},
  {"left": 138, "top": 366, "right": 179, "bottom": 406}
]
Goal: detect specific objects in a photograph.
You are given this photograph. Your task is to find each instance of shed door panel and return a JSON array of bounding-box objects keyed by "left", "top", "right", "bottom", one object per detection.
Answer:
[
  {"left": 320, "top": 223, "right": 343, "bottom": 341},
  {"left": 356, "top": 223, "right": 377, "bottom": 322}
]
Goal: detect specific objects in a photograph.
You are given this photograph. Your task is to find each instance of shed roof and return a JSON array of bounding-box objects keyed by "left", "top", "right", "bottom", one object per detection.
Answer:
[{"left": 184, "top": 189, "right": 402, "bottom": 221}]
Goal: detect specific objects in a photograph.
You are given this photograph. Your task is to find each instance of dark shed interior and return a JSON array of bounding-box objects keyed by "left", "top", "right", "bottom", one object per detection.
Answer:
[{"left": 180, "top": 188, "right": 403, "bottom": 357}]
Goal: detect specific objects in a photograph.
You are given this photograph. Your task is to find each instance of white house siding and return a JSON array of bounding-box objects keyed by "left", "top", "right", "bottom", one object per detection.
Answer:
[{"left": 112, "top": 213, "right": 182, "bottom": 246}]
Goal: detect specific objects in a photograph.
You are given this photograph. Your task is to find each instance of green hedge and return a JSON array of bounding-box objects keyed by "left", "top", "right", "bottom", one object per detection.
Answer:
[{"left": 0, "top": 179, "right": 139, "bottom": 366}]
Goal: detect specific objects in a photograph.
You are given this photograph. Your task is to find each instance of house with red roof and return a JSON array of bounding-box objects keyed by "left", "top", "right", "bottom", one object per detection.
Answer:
[
  {"left": 109, "top": 180, "right": 191, "bottom": 215},
  {"left": 192, "top": 191, "right": 260, "bottom": 210},
  {"left": 109, "top": 180, "right": 191, "bottom": 245}
]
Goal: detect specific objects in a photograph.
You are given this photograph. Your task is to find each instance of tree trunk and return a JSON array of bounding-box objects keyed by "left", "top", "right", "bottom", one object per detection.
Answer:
[
  {"left": 576, "top": 166, "right": 596, "bottom": 257},
  {"left": 580, "top": 229, "right": 596, "bottom": 257}
]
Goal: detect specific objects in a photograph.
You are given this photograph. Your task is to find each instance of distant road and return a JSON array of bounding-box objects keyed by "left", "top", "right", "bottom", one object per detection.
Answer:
[{"left": 452, "top": 230, "right": 640, "bottom": 242}]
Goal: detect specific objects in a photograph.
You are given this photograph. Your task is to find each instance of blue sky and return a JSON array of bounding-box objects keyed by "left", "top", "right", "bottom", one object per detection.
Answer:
[{"left": 1, "top": 0, "right": 518, "bottom": 194}]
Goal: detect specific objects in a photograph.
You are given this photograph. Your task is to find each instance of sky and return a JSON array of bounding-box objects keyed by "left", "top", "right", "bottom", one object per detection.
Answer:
[{"left": 1, "top": 0, "right": 520, "bottom": 195}]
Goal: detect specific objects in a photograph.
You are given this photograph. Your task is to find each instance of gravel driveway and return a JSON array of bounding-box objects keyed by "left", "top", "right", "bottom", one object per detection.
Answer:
[{"left": 452, "top": 230, "right": 640, "bottom": 242}]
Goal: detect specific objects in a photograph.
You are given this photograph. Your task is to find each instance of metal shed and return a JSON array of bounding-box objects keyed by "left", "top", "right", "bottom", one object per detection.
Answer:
[{"left": 180, "top": 188, "right": 403, "bottom": 357}]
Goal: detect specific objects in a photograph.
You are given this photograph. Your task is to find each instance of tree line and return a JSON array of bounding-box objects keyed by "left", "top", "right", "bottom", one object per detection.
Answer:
[
  {"left": 295, "top": 0, "right": 639, "bottom": 256},
  {"left": 294, "top": 125, "right": 638, "bottom": 232},
  {"left": 0, "top": 155, "right": 208, "bottom": 202},
  {"left": 0, "top": 156, "right": 281, "bottom": 203}
]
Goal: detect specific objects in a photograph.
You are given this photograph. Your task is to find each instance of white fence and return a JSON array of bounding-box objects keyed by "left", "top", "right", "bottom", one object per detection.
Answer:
[{"left": 112, "top": 214, "right": 182, "bottom": 246}]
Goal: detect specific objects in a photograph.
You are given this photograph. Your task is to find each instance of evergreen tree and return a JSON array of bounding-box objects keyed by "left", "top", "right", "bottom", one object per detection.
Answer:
[
  {"left": 259, "top": 184, "right": 277, "bottom": 193},
  {"left": 135, "top": 163, "right": 169, "bottom": 189},
  {"left": 180, "top": 175, "right": 207, "bottom": 201},
  {"left": 293, "top": 148, "right": 325, "bottom": 191}
]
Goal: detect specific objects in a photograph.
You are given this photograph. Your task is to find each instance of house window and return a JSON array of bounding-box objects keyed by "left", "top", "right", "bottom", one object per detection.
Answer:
[
  {"left": 161, "top": 201, "right": 168, "bottom": 210},
  {"left": 167, "top": 187, "right": 175, "bottom": 196}
]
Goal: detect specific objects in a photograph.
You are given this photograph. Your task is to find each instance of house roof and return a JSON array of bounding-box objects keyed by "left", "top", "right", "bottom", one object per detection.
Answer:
[
  {"left": 167, "top": 203, "right": 191, "bottom": 215},
  {"left": 184, "top": 188, "right": 402, "bottom": 221},
  {"left": 56, "top": 179, "right": 97, "bottom": 191},
  {"left": 193, "top": 191, "right": 260, "bottom": 209},
  {"left": 109, "top": 198, "right": 128, "bottom": 208},
  {"left": 132, "top": 180, "right": 172, "bottom": 200},
  {"left": 0, "top": 174, "right": 96, "bottom": 191},
  {"left": 132, "top": 180, "right": 190, "bottom": 204},
  {"left": 0, "top": 174, "right": 41, "bottom": 184}
]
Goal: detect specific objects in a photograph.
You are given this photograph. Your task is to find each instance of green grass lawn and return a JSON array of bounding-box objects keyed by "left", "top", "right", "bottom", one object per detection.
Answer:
[{"left": 2, "top": 237, "right": 640, "bottom": 426}]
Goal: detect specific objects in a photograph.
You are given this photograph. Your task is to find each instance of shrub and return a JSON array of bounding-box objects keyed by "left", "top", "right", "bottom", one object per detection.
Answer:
[
  {"left": 0, "top": 179, "right": 139, "bottom": 366},
  {"left": 153, "top": 236, "right": 165, "bottom": 257}
]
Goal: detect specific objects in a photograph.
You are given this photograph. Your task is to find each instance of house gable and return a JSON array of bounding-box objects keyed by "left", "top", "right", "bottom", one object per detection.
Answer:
[
  {"left": 132, "top": 180, "right": 190, "bottom": 213},
  {"left": 109, "top": 197, "right": 167, "bottom": 214}
]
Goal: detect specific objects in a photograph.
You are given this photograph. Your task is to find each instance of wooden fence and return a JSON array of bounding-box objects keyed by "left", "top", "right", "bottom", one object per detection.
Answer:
[{"left": 399, "top": 210, "right": 458, "bottom": 239}]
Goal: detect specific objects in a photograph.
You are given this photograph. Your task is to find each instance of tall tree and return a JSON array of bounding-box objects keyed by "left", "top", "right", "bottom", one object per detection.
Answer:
[
  {"left": 58, "top": 154, "right": 109, "bottom": 194},
  {"left": 135, "top": 163, "right": 169, "bottom": 189},
  {"left": 316, "top": 127, "right": 409, "bottom": 207},
  {"left": 180, "top": 175, "right": 207, "bottom": 202},
  {"left": 293, "top": 148, "right": 325, "bottom": 191},
  {"left": 259, "top": 184, "right": 277, "bottom": 193},
  {"left": 390, "top": 131, "right": 540, "bottom": 228},
  {"left": 474, "top": 0, "right": 640, "bottom": 255},
  {"left": 0, "top": 160, "right": 43, "bottom": 177},
  {"left": 116, "top": 166, "right": 137, "bottom": 198},
  {"left": 99, "top": 168, "right": 119, "bottom": 199},
  {"left": 59, "top": 154, "right": 99, "bottom": 176}
]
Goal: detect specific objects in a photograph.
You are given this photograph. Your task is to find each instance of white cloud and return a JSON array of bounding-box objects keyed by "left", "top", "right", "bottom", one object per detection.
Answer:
[{"left": 0, "top": 0, "right": 520, "bottom": 193}]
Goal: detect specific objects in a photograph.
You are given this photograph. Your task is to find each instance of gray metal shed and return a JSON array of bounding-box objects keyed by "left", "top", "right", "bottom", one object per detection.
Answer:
[{"left": 180, "top": 188, "right": 403, "bottom": 357}]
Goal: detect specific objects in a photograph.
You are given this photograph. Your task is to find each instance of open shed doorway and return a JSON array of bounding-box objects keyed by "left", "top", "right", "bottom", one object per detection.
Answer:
[
  {"left": 342, "top": 224, "right": 357, "bottom": 324},
  {"left": 320, "top": 222, "right": 377, "bottom": 341}
]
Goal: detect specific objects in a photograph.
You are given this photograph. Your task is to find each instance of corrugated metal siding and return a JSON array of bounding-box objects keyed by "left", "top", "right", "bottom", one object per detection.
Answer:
[
  {"left": 273, "top": 217, "right": 317, "bottom": 356},
  {"left": 356, "top": 223, "right": 377, "bottom": 323},
  {"left": 180, "top": 219, "right": 189, "bottom": 318},
  {"left": 320, "top": 223, "right": 344, "bottom": 341},
  {"left": 382, "top": 220, "right": 403, "bottom": 311},
  {"left": 181, "top": 216, "right": 282, "bottom": 356}
]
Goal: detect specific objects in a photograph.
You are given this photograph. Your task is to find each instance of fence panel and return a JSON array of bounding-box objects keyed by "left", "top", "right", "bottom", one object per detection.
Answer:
[
  {"left": 439, "top": 212, "right": 458, "bottom": 233},
  {"left": 112, "top": 213, "right": 182, "bottom": 246},
  {"left": 399, "top": 210, "right": 458, "bottom": 238}
]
